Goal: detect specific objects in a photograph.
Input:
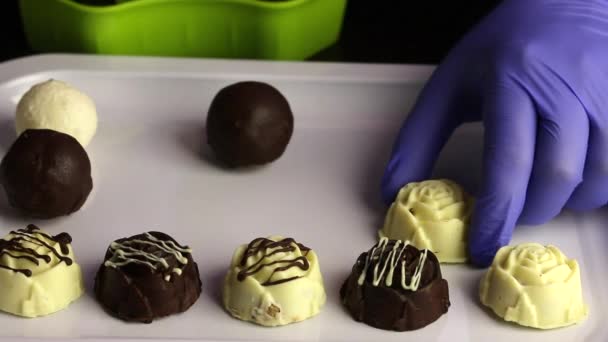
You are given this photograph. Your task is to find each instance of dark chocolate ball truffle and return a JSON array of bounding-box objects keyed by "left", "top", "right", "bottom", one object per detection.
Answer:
[
  {"left": 0, "top": 129, "right": 93, "bottom": 219},
  {"left": 94, "top": 231, "right": 202, "bottom": 323},
  {"left": 206, "top": 81, "right": 294, "bottom": 167}
]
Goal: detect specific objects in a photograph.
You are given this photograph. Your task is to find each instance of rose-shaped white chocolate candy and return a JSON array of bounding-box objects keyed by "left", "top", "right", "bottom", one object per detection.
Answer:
[
  {"left": 379, "top": 179, "right": 473, "bottom": 263},
  {"left": 479, "top": 243, "right": 588, "bottom": 329}
]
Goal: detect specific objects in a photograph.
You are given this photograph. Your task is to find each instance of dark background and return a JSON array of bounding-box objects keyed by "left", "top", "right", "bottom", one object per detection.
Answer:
[{"left": 0, "top": 0, "right": 500, "bottom": 64}]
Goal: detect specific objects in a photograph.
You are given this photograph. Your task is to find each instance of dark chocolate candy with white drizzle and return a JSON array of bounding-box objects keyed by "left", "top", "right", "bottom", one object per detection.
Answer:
[
  {"left": 340, "top": 238, "right": 450, "bottom": 331},
  {"left": 94, "top": 231, "right": 202, "bottom": 323}
]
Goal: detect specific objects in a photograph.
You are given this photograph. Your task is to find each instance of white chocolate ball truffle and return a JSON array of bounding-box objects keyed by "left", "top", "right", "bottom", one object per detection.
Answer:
[{"left": 16, "top": 79, "right": 97, "bottom": 147}]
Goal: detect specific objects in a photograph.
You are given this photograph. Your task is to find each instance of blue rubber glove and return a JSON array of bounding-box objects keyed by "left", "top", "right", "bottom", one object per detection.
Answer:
[{"left": 381, "top": 0, "right": 608, "bottom": 267}]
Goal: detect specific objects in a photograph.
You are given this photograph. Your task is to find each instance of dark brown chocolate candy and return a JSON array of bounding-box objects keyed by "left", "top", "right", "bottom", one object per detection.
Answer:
[
  {"left": 0, "top": 129, "right": 93, "bottom": 219},
  {"left": 340, "top": 239, "right": 450, "bottom": 331},
  {"left": 206, "top": 81, "right": 294, "bottom": 167},
  {"left": 94, "top": 232, "right": 202, "bottom": 323}
]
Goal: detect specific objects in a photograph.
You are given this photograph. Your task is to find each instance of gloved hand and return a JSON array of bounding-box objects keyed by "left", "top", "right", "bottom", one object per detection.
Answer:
[{"left": 381, "top": 0, "right": 608, "bottom": 267}]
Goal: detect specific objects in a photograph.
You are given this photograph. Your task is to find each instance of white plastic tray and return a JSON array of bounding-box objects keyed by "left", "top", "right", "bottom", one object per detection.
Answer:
[{"left": 0, "top": 54, "right": 605, "bottom": 342}]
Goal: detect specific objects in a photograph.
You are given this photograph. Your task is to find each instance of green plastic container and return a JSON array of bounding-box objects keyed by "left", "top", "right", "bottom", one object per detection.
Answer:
[{"left": 19, "top": 0, "right": 347, "bottom": 60}]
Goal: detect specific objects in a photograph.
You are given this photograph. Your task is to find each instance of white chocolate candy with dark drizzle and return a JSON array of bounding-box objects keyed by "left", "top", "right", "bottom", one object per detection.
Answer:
[
  {"left": 222, "top": 236, "right": 326, "bottom": 327},
  {"left": 0, "top": 224, "right": 84, "bottom": 317}
]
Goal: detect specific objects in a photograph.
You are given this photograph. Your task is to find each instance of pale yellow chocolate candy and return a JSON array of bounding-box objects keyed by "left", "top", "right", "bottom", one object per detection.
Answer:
[
  {"left": 0, "top": 226, "right": 84, "bottom": 318},
  {"left": 222, "top": 236, "right": 326, "bottom": 327},
  {"left": 379, "top": 179, "right": 473, "bottom": 263},
  {"left": 479, "top": 243, "right": 588, "bottom": 329}
]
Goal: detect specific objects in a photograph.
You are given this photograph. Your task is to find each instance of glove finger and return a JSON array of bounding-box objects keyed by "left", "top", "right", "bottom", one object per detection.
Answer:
[
  {"left": 380, "top": 59, "right": 471, "bottom": 205},
  {"left": 565, "top": 117, "right": 608, "bottom": 210},
  {"left": 564, "top": 60, "right": 608, "bottom": 210},
  {"left": 518, "top": 87, "right": 588, "bottom": 224},
  {"left": 468, "top": 77, "right": 536, "bottom": 267}
]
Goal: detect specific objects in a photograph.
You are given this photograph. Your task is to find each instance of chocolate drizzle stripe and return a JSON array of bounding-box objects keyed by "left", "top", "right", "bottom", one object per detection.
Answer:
[
  {"left": 0, "top": 240, "right": 51, "bottom": 264},
  {"left": 104, "top": 232, "right": 192, "bottom": 282},
  {"left": 12, "top": 236, "right": 44, "bottom": 248},
  {"left": 357, "top": 238, "right": 428, "bottom": 291},
  {"left": 6, "top": 238, "right": 52, "bottom": 263},
  {"left": 35, "top": 231, "right": 72, "bottom": 255},
  {"left": 0, "top": 224, "right": 74, "bottom": 277},
  {"left": 145, "top": 233, "right": 192, "bottom": 254},
  {"left": 0, "top": 264, "right": 31, "bottom": 277},
  {"left": 240, "top": 238, "right": 310, "bottom": 265},
  {"left": 237, "top": 257, "right": 310, "bottom": 285},
  {"left": 107, "top": 246, "right": 170, "bottom": 269},
  {"left": 25, "top": 224, "right": 72, "bottom": 253},
  {"left": 237, "top": 237, "right": 311, "bottom": 286},
  {"left": 0, "top": 250, "right": 40, "bottom": 265},
  {"left": 10, "top": 230, "right": 73, "bottom": 265}
]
